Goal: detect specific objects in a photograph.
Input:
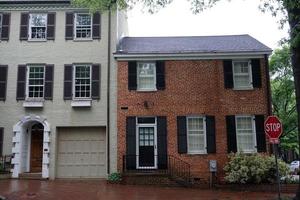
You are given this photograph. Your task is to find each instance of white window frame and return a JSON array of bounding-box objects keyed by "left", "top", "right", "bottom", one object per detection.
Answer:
[
  {"left": 72, "top": 64, "right": 92, "bottom": 100},
  {"left": 235, "top": 115, "right": 257, "bottom": 153},
  {"left": 232, "top": 60, "right": 253, "bottom": 90},
  {"left": 28, "top": 13, "right": 47, "bottom": 41},
  {"left": 74, "top": 13, "right": 92, "bottom": 40},
  {"left": 137, "top": 61, "right": 157, "bottom": 92},
  {"left": 26, "top": 65, "right": 45, "bottom": 100},
  {"left": 136, "top": 117, "right": 157, "bottom": 169},
  {"left": 186, "top": 116, "right": 207, "bottom": 154}
]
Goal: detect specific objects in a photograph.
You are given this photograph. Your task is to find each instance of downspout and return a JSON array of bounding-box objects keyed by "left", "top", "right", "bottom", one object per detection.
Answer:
[
  {"left": 264, "top": 54, "right": 272, "bottom": 116},
  {"left": 107, "top": 8, "right": 111, "bottom": 174},
  {"left": 264, "top": 54, "right": 272, "bottom": 154}
]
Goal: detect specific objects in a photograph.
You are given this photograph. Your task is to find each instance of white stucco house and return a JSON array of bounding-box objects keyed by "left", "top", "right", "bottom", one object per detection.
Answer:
[{"left": 0, "top": 0, "right": 127, "bottom": 179}]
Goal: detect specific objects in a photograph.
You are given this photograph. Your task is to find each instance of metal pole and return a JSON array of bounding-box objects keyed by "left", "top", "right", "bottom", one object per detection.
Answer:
[{"left": 274, "top": 143, "right": 281, "bottom": 200}]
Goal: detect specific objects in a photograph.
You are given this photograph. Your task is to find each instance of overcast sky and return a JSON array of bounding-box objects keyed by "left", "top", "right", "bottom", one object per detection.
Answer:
[{"left": 127, "top": 0, "right": 289, "bottom": 49}]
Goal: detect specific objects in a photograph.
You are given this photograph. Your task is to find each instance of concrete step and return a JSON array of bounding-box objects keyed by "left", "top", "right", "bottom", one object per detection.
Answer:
[{"left": 19, "top": 173, "right": 45, "bottom": 180}]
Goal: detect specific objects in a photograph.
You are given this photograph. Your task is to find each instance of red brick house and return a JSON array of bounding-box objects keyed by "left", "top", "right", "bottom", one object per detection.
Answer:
[{"left": 114, "top": 35, "right": 272, "bottom": 183}]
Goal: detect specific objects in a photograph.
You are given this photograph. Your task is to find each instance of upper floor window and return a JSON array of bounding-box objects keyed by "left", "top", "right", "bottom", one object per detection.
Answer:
[
  {"left": 235, "top": 115, "right": 256, "bottom": 153},
  {"left": 20, "top": 13, "right": 55, "bottom": 41},
  {"left": 223, "top": 59, "right": 261, "bottom": 90},
  {"left": 74, "top": 13, "right": 92, "bottom": 39},
  {"left": 29, "top": 14, "right": 47, "bottom": 40},
  {"left": 187, "top": 117, "right": 206, "bottom": 154},
  {"left": 27, "top": 65, "right": 45, "bottom": 99},
  {"left": 232, "top": 61, "right": 252, "bottom": 89},
  {"left": 73, "top": 65, "right": 91, "bottom": 99},
  {"left": 137, "top": 62, "right": 156, "bottom": 91}
]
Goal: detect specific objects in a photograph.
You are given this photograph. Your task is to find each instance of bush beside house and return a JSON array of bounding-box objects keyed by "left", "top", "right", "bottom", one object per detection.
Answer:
[{"left": 224, "top": 153, "right": 289, "bottom": 184}]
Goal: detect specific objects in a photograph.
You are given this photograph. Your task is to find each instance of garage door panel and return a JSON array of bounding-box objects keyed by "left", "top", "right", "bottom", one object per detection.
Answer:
[{"left": 56, "top": 127, "right": 106, "bottom": 178}]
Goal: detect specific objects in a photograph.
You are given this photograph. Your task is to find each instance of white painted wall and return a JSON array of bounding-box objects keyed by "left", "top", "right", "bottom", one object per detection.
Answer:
[{"left": 0, "top": 6, "right": 126, "bottom": 178}]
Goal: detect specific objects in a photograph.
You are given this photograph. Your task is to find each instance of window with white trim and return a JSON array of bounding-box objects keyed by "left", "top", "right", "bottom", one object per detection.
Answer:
[
  {"left": 75, "top": 13, "right": 92, "bottom": 39},
  {"left": 233, "top": 61, "right": 252, "bottom": 89},
  {"left": 137, "top": 62, "right": 156, "bottom": 91},
  {"left": 236, "top": 116, "right": 257, "bottom": 153},
  {"left": 74, "top": 65, "right": 91, "bottom": 99},
  {"left": 29, "top": 13, "right": 47, "bottom": 40},
  {"left": 187, "top": 117, "right": 206, "bottom": 154},
  {"left": 27, "top": 65, "right": 45, "bottom": 98}
]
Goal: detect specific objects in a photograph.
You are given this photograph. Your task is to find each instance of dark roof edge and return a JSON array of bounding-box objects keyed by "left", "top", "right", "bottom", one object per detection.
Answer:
[{"left": 0, "top": 0, "right": 70, "bottom": 4}]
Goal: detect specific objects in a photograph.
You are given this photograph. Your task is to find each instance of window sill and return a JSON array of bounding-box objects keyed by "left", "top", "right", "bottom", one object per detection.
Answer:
[
  {"left": 187, "top": 151, "right": 207, "bottom": 155},
  {"left": 136, "top": 88, "right": 158, "bottom": 92},
  {"left": 71, "top": 99, "right": 92, "bottom": 107},
  {"left": 73, "top": 38, "right": 93, "bottom": 42},
  {"left": 27, "top": 39, "right": 47, "bottom": 42},
  {"left": 233, "top": 87, "right": 254, "bottom": 91},
  {"left": 23, "top": 100, "right": 44, "bottom": 108}
]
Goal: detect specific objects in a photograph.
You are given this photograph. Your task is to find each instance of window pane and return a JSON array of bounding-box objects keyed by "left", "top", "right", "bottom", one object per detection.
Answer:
[
  {"left": 27, "top": 66, "right": 44, "bottom": 98},
  {"left": 236, "top": 116, "right": 255, "bottom": 152},
  {"left": 187, "top": 118, "right": 203, "bottom": 131},
  {"left": 188, "top": 135, "right": 205, "bottom": 152},
  {"left": 138, "top": 63, "right": 155, "bottom": 75},
  {"left": 75, "top": 14, "right": 92, "bottom": 39},
  {"left": 30, "top": 14, "right": 47, "bottom": 39},
  {"left": 138, "top": 77, "right": 155, "bottom": 89},
  {"left": 74, "top": 65, "right": 91, "bottom": 98}
]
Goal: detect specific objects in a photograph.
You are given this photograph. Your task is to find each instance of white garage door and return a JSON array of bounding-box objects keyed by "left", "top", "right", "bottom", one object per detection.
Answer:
[{"left": 56, "top": 127, "right": 106, "bottom": 178}]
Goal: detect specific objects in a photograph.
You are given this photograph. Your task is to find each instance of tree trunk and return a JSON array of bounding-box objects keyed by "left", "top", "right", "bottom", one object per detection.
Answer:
[{"left": 289, "top": 7, "right": 300, "bottom": 200}]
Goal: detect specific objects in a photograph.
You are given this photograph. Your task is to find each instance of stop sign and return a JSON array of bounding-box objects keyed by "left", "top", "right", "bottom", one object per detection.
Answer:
[{"left": 264, "top": 116, "right": 283, "bottom": 139}]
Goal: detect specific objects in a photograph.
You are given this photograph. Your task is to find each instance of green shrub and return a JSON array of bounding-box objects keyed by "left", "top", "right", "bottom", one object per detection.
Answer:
[
  {"left": 108, "top": 172, "right": 122, "bottom": 182},
  {"left": 224, "top": 153, "right": 289, "bottom": 184}
]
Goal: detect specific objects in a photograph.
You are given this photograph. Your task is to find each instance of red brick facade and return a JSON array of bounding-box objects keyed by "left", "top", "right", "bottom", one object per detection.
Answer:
[{"left": 117, "top": 59, "right": 269, "bottom": 181}]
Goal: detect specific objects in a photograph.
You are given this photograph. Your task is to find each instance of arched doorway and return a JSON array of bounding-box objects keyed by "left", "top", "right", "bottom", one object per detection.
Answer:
[
  {"left": 30, "top": 123, "right": 44, "bottom": 173},
  {"left": 12, "top": 115, "right": 50, "bottom": 178}
]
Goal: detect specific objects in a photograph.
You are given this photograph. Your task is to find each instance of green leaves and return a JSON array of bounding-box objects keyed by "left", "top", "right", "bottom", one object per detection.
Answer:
[{"left": 270, "top": 45, "right": 298, "bottom": 155}]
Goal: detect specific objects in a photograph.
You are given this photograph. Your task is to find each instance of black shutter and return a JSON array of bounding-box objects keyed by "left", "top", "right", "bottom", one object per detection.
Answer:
[
  {"left": 65, "top": 13, "right": 73, "bottom": 40},
  {"left": 16, "top": 65, "right": 26, "bottom": 100},
  {"left": 226, "top": 115, "right": 237, "bottom": 153},
  {"left": 156, "top": 61, "right": 165, "bottom": 90},
  {"left": 206, "top": 116, "right": 216, "bottom": 153},
  {"left": 20, "top": 13, "right": 29, "bottom": 40},
  {"left": 255, "top": 115, "right": 266, "bottom": 152},
  {"left": 223, "top": 60, "right": 233, "bottom": 89},
  {"left": 128, "top": 61, "right": 137, "bottom": 90},
  {"left": 177, "top": 116, "right": 187, "bottom": 154},
  {"left": 92, "top": 64, "right": 100, "bottom": 99},
  {"left": 44, "top": 65, "right": 54, "bottom": 100},
  {"left": 1, "top": 13, "right": 10, "bottom": 41},
  {"left": 157, "top": 116, "right": 167, "bottom": 169},
  {"left": 92, "top": 12, "right": 101, "bottom": 39},
  {"left": 64, "top": 65, "right": 73, "bottom": 100},
  {"left": 47, "top": 13, "right": 55, "bottom": 40},
  {"left": 0, "top": 128, "right": 3, "bottom": 156},
  {"left": 126, "top": 117, "right": 136, "bottom": 170},
  {"left": 0, "top": 65, "right": 8, "bottom": 101},
  {"left": 251, "top": 59, "right": 262, "bottom": 88}
]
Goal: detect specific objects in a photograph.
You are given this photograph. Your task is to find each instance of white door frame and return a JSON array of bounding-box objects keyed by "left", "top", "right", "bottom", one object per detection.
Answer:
[
  {"left": 12, "top": 115, "right": 50, "bottom": 178},
  {"left": 136, "top": 118, "right": 157, "bottom": 169}
]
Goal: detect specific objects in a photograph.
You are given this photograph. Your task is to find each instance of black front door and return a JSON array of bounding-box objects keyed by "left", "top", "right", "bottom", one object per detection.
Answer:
[{"left": 138, "top": 126, "right": 156, "bottom": 168}]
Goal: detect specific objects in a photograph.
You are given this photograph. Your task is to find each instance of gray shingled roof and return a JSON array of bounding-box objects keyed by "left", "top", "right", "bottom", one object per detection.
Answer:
[{"left": 116, "top": 35, "right": 272, "bottom": 55}]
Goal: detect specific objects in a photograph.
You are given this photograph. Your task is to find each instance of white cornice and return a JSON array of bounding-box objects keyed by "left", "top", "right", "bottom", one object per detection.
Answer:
[
  {"left": 0, "top": 4, "right": 85, "bottom": 11},
  {"left": 113, "top": 51, "right": 272, "bottom": 61}
]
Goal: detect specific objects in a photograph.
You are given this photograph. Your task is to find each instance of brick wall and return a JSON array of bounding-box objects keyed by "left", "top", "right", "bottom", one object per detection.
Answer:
[{"left": 117, "top": 59, "right": 269, "bottom": 181}]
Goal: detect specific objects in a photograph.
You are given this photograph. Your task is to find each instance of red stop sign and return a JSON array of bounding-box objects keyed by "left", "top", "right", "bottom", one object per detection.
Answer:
[{"left": 264, "top": 116, "right": 283, "bottom": 139}]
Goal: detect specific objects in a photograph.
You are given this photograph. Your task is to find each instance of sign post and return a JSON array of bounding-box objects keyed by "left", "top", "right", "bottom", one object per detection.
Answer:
[{"left": 265, "top": 116, "right": 283, "bottom": 200}]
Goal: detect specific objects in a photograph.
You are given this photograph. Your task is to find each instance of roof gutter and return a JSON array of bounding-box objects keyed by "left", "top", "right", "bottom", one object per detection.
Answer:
[
  {"left": 114, "top": 51, "right": 273, "bottom": 61},
  {"left": 0, "top": 0, "right": 70, "bottom": 4}
]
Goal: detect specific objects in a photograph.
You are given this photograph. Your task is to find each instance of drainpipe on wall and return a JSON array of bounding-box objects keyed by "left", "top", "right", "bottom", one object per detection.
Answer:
[
  {"left": 107, "top": 8, "right": 112, "bottom": 175},
  {"left": 265, "top": 54, "right": 273, "bottom": 154}
]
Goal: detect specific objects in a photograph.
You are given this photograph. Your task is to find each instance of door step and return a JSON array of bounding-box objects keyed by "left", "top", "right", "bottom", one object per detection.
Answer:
[{"left": 19, "top": 173, "right": 45, "bottom": 180}]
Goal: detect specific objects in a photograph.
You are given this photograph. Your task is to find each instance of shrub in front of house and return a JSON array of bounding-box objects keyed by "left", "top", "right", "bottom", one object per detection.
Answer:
[
  {"left": 107, "top": 172, "right": 122, "bottom": 183},
  {"left": 224, "top": 153, "right": 289, "bottom": 184}
]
